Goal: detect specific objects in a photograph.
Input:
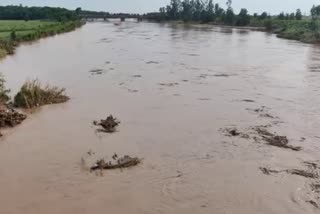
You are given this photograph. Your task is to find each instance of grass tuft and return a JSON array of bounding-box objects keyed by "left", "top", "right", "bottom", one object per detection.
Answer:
[{"left": 14, "top": 79, "right": 69, "bottom": 108}]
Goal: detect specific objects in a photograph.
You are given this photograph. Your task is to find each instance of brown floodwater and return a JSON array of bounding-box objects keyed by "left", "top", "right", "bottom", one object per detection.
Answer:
[{"left": 0, "top": 20, "right": 320, "bottom": 214}]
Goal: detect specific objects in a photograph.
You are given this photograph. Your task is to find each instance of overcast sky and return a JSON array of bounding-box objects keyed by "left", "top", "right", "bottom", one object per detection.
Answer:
[{"left": 0, "top": 0, "right": 318, "bottom": 15}]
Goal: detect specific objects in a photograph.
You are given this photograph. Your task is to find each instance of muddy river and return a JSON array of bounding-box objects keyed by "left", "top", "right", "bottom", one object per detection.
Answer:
[{"left": 0, "top": 20, "right": 320, "bottom": 214}]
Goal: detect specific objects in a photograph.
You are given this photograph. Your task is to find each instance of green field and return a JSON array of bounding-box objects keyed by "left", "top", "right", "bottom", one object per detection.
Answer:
[
  {"left": 0, "top": 20, "right": 83, "bottom": 58},
  {"left": 0, "top": 20, "right": 59, "bottom": 40}
]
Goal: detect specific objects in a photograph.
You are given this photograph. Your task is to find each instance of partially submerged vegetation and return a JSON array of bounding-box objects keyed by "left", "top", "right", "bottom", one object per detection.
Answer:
[
  {"left": 0, "top": 75, "right": 69, "bottom": 136},
  {"left": 93, "top": 115, "right": 120, "bottom": 133},
  {"left": 0, "top": 75, "right": 26, "bottom": 133},
  {"left": 0, "top": 108, "right": 27, "bottom": 131},
  {"left": 14, "top": 79, "right": 69, "bottom": 108},
  {"left": 90, "top": 155, "right": 142, "bottom": 171}
]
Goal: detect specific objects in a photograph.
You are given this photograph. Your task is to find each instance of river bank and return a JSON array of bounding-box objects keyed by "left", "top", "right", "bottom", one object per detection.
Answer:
[
  {"left": 0, "top": 20, "right": 85, "bottom": 59},
  {"left": 143, "top": 18, "right": 320, "bottom": 44}
]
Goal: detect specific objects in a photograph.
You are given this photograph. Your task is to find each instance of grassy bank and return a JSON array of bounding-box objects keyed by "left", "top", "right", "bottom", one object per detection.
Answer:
[
  {"left": 0, "top": 20, "right": 84, "bottom": 59},
  {"left": 269, "top": 20, "right": 320, "bottom": 43}
]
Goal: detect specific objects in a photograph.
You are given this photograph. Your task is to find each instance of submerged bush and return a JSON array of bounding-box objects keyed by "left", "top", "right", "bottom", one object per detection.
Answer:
[
  {"left": 14, "top": 79, "right": 69, "bottom": 108},
  {"left": 0, "top": 73, "right": 10, "bottom": 104}
]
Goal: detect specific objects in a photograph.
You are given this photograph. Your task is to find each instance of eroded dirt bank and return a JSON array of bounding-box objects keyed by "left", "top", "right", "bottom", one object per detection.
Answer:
[{"left": 0, "top": 21, "right": 320, "bottom": 214}]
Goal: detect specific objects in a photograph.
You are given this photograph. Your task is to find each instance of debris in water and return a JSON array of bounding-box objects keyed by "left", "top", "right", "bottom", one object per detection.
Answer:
[
  {"left": 112, "top": 153, "right": 118, "bottom": 160},
  {"left": 0, "top": 108, "right": 27, "bottom": 129},
  {"left": 253, "top": 127, "right": 274, "bottom": 137},
  {"left": 132, "top": 75, "right": 142, "bottom": 78},
  {"left": 311, "top": 183, "right": 320, "bottom": 193},
  {"left": 222, "top": 127, "right": 250, "bottom": 138},
  {"left": 306, "top": 200, "right": 319, "bottom": 209},
  {"left": 89, "top": 69, "right": 103, "bottom": 74},
  {"left": 260, "top": 167, "right": 318, "bottom": 178},
  {"left": 128, "top": 89, "right": 138, "bottom": 93},
  {"left": 213, "top": 74, "right": 231, "bottom": 77},
  {"left": 198, "top": 98, "right": 211, "bottom": 101},
  {"left": 263, "top": 135, "right": 302, "bottom": 151},
  {"left": 259, "top": 113, "right": 275, "bottom": 118},
  {"left": 159, "top": 83, "right": 179, "bottom": 87},
  {"left": 146, "top": 61, "right": 159, "bottom": 64},
  {"left": 259, "top": 167, "right": 281, "bottom": 175},
  {"left": 93, "top": 115, "right": 120, "bottom": 133},
  {"left": 241, "top": 99, "right": 255, "bottom": 103},
  {"left": 253, "top": 127, "right": 302, "bottom": 151},
  {"left": 90, "top": 155, "right": 142, "bottom": 171},
  {"left": 304, "top": 161, "right": 320, "bottom": 170},
  {"left": 287, "top": 169, "right": 318, "bottom": 179}
]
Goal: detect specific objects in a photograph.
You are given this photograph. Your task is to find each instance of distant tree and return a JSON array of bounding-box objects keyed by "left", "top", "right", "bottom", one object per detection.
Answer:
[
  {"left": 214, "top": 3, "right": 224, "bottom": 18},
  {"left": 289, "top": 12, "right": 295, "bottom": 20},
  {"left": 278, "top": 12, "right": 285, "bottom": 20},
  {"left": 225, "top": 8, "right": 234, "bottom": 25},
  {"left": 0, "top": 6, "right": 78, "bottom": 21},
  {"left": 295, "top": 9, "right": 302, "bottom": 20},
  {"left": 236, "top": 8, "right": 250, "bottom": 26},
  {"left": 311, "top": 5, "right": 320, "bottom": 20},
  {"left": 226, "top": 0, "right": 232, "bottom": 9},
  {"left": 168, "top": 0, "right": 181, "bottom": 20},
  {"left": 253, "top": 13, "right": 258, "bottom": 18},
  {"left": 181, "top": 0, "right": 193, "bottom": 21},
  {"left": 193, "top": 0, "right": 204, "bottom": 21},
  {"left": 75, "top": 7, "right": 82, "bottom": 16},
  {"left": 205, "top": 0, "right": 215, "bottom": 22},
  {"left": 260, "top": 12, "right": 268, "bottom": 20}
]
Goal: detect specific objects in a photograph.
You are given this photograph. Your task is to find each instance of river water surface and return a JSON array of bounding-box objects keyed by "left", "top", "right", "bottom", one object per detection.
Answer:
[{"left": 0, "top": 20, "right": 320, "bottom": 214}]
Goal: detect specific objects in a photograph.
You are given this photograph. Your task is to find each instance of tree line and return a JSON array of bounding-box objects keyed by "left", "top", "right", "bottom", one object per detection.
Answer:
[
  {"left": 0, "top": 5, "right": 80, "bottom": 21},
  {"left": 144, "top": 0, "right": 305, "bottom": 26}
]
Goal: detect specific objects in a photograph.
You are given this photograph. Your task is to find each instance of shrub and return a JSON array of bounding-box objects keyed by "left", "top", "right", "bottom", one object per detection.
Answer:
[
  {"left": 14, "top": 79, "right": 69, "bottom": 108},
  {"left": 0, "top": 73, "right": 10, "bottom": 104}
]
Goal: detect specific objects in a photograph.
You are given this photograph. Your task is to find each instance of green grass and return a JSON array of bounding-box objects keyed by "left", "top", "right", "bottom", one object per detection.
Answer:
[
  {"left": 0, "top": 19, "right": 83, "bottom": 58},
  {"left": 0, "top": 20, "right": 57, "bottom": 33}
]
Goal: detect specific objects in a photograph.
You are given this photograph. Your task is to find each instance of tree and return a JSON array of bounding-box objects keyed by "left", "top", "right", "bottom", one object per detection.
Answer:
[
  {"left": 295, "top": 9, "right": 302, "bottom": 20},
  {"left": 278, "top": 12, "right": 285, "bottom": 20},
  {"left": 226, "top": 0, "right": 232, "bottom": 9},
  {"left": 168, "top": 0, "right": 181, "bottom": 20},
  {"left": 311, "top": 5, "right": 320, "bottom": 20},
  {"left": 193, "top": 0, "right": 204, "bottom": 21},
  {"left": 260, "top": 12, "right": 268, "bottom": 20},
  {"left": 181, "top": 0, "right": 193, "bottom": 21},
  {"left": 236, "top": 8, "right": 250, "bottom": 26},
  {"left": 225, "top": 8, "right": 234, "bottom": 25},
  {"left": 289, "top": 12, "right": 295, "bottom": 20},
  {"left": 205, "top": 0, "right": 215, "bottom": 22},
  {"left": 224, "top": 0, "right": 234, "bottom": 25},
  {"left": 75, "top": 7, "right": 82, "bottom": 16}
]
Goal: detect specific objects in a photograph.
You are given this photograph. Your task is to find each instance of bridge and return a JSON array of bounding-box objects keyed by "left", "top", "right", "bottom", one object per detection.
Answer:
[{"left": 80, "top": 12, "right": 141, "bottom": 21}]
